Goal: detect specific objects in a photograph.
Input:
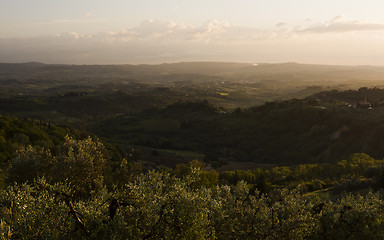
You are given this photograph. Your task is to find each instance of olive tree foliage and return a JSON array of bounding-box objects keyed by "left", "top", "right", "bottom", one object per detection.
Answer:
[
  {"left": 54, "top": 135, "right": 107, "bottom": 195},
  {"left": 0, "top": 178, "right": 74, "bottom": 240},
  {"left": 0, "top": 168, "right": 215, "bottom": 240},
  {"left": 310, "top": 192, "right": 384, "bottom": 240},
  {"left": 6, "top": 135, "right": 108, "bottom": 196},
  {"left": 108, "top": 169, "right": 215, "bottom": 239},
  {"left": 211, "top": 182, "right": 317, "bottom": 240},
  {"left": 3, "top": 163, "right": 384, "bottom": 239},
  {"left": 7, "top": 145, "right": 55, "bottom": 184}
]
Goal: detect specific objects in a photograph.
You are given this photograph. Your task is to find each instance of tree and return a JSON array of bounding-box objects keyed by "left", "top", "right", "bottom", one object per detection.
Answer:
[
  {"left": 7, "top": 145, "right": 55, "bottom": 184},
  {"left": 7, "top": 135, "right": 109, "bottom": 197},
  {"left": 54, "top": 136, "right": 108, "bottom": 197},
  {"left": 338, "top": 153, "right": 380, "bottom": 178}
]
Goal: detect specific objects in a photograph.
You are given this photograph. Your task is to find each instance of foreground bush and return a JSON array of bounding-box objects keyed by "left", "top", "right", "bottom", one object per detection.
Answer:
[{"left": 2, "top": 170, "right": 384, "bottom": 239}]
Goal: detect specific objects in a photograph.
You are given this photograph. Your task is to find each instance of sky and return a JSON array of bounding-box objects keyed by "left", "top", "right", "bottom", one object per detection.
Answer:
[{"left": 1, "top": 0, "right": 384, "bottom": 65}]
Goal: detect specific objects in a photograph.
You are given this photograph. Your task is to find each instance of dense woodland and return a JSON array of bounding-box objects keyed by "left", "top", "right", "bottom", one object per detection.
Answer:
[{"left": 3, "top": 63, "right": 384, "bottom": 239}]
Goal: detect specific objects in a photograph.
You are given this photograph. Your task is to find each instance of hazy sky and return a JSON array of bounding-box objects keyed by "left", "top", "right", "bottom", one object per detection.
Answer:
[{"left": 2, "top": 0, "right": 384, "bottom": 65}]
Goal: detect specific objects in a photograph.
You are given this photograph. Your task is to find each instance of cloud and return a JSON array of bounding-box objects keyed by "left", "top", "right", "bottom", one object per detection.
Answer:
[
  {"left": 132, "top": 19, "right": 191, "bottom": 39},
  {"left": 100, "top": 19, "right": 283, "bottom": 43},
  {"left": 0, "top": 20, "right": 288, "bottom": 64},
  {"left": 2, "top": 18, "right": 384, "bottom": 65},
  {"left": 298, "top": 16, "right": 384, "bottom": 33}
]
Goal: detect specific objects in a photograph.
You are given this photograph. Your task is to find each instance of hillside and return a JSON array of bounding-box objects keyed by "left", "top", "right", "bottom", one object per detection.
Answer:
[
  {"left": 93, "top": 88, "right": 384, "bottom": 167},
  {"left": 2, "top": 62, "right": 384, "bottom": 168}
]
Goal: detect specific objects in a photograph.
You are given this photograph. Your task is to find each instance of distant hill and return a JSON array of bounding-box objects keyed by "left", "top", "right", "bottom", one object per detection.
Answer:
[
  {"left": 0, "top": 62, "right": 250, "bottom": 82},
  {"left": 1, "top": 62, "right": 384, "bottom": 85}
]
